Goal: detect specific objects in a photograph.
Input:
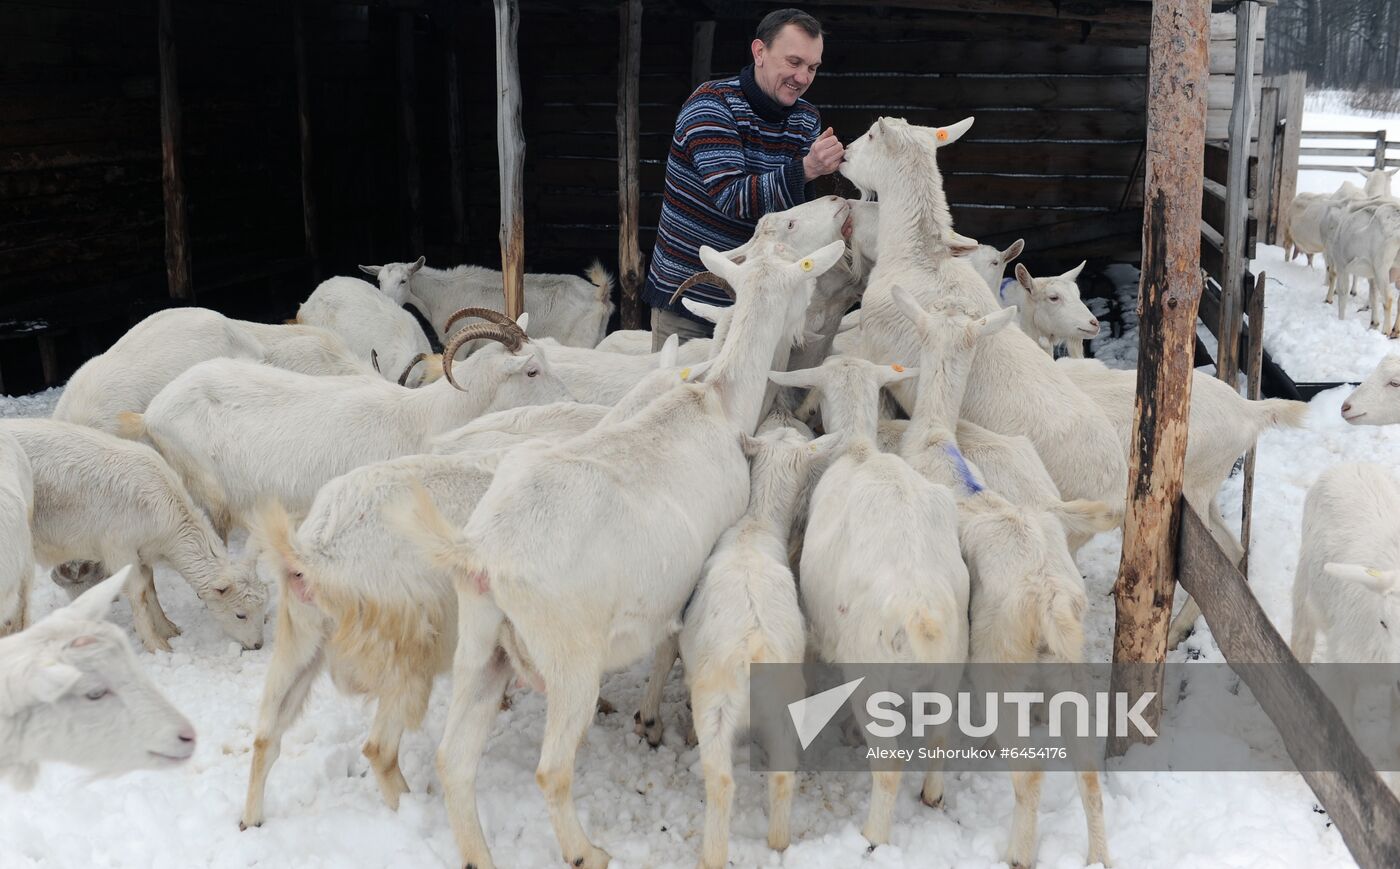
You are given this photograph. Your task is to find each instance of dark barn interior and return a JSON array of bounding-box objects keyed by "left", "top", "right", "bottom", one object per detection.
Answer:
[{"left": 0, "top": 0, "right": 1185, "bottom": 395}]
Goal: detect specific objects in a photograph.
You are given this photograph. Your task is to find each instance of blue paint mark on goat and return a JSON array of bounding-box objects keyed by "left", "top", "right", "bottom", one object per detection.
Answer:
[{"left": 944, "top": 444, "right": 983, "bottom": 495}]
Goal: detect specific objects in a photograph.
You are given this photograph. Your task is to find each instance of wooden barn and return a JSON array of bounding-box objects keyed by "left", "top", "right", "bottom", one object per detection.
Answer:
[{"left": 0, "top": 0, "right": 1290, "bottom": 395}]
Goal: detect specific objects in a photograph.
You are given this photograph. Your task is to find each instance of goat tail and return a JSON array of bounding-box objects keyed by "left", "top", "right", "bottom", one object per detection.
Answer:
[
  {"left": 1253, "top": 397, "right": 1309, "bottom": 431},
  {"left": 1039, "top": 586, "right": 1087, "bottom": 663},
  {"left": 385, "top": 482, "right": 483, "bottom": 589},
  {"left": 584, "top": 259, "right": 615, "bottom": 303},
  {"left": 113, "top": 411, "right": 146, "bottom": 440},
  {"left": 903, "top": 606, "right": 946, "bottom": 662},
  {"left": 252, "top": 500, "right": 316, "bottom": 609},
  {"left": 283, "top": 314, "right": 301, "bottom": 325}
]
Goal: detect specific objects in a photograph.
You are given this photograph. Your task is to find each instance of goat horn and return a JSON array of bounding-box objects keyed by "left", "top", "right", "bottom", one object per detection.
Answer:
[
  {"left": 442, "top": 325, "right": 524, "bottom": 390},
  {"left": 444, "top": 306, "right": 520, "bottom": 336},
  {"left": 371, "top": 348, "right": 381, "bottom": 373},
  {"left": 396, "top": 352, "right": 430, "bottom": 386},
  {"left": 668, "top": 271, "right": 735, "bottom": 306}
]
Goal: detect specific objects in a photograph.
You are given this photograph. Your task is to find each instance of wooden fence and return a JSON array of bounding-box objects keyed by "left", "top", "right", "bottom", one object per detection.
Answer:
[{"left": 1299, "top": 129, "right": 1400, "bottom": 172}]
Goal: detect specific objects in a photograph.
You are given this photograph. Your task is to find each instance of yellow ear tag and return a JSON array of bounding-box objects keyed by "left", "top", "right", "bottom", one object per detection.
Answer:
[
  {"left": 892, "top": 364, "right": 905, "bottom": 372},
  {"left": 679, "top": 367, "right": 691, "bottom": 381},
  {"left": 1369, "top": 568, "right": 1384, "bottom": 578},
  {"left": 935, "top": 128, "right": 949, "bottom": 142},
  {"left": 800, "top": 258, "right": 814, "bottom": 271}
]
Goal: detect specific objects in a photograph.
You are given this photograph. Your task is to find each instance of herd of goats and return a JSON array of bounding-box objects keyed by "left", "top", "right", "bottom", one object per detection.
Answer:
[{"left": 4, "top": 115, "right": 1400, "bottom": 869}]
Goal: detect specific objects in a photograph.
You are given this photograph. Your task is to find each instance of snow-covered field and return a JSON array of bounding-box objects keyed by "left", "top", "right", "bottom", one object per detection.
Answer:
[{"left": 5, "top": 99, "right": 1400, "bottom": 869}]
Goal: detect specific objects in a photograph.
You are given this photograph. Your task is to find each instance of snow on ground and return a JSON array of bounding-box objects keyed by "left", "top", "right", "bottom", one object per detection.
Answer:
[{"left": 6, "top": 101, "right": 1400, "bottom": 869}]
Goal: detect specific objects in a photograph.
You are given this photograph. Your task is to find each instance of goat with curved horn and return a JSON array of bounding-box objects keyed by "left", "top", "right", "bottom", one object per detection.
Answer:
[
  {"left": 396, "top": 352, "right": 431, "bottom": 386},
  {"left": 668, "top": 271, "right": 735, "bottom": 306},
  {"left": 442, "top": 326, "right": 523, "bottom": 390},
  {"left": 444, "top": 307, "right": 521, "bottom": 336}
]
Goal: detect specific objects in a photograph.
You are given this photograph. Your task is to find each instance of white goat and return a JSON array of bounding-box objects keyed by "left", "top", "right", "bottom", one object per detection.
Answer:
[
  {"left": 295, "top": 276, "right": 441, "bottom": 386},
  {"left": 839, "top": 115, "right": 1129, "bottom": 512},
  {"left": 1291, "top": 463, "right": 1400, "bottom": 789},
  {"left": 0, "top": 431, "right": 33, "bottom": 638},
  {"left": 958, "top": 238, "right": 1025, "bottom": 296},
  {"left": 891, "top": 287, "right": 1112, "bottom": 869},
  {"left": 53, "top": 307, "right": 372, "bottom": 435},
  {"left": 124, "top": 309, "right": 569, "bottom": 536},
  {"left": 1341, "top": 354, "right": 1400, "bottom": 425},
  {"left": 768, "top": 354, "right": 967, "bottom": 847},
  {"left": 2, "top": 419, "right": 266, "bottom": 653},
  {"left": 1323, "top": 200, "right": 1400, "bottom": 335},
  {"left": 0, "top": 567, "right": 196, "bottom": 789},
  {"left": 361, "top": 256, "right": 614, "bottom": 349},
  {"left": 1000, "top": 261, "right": 1099, "bottom": 358},
  {"left": 679, "top": 427, "right": 842, "bottom": 868},
  {"left": 242, "top": 451, "right": 498, "bottom": 828},
  {"left": 1057, "top": 357, "right": 1308, "bottom": 645},
  {"left": 389, "top": 239, "right": 845, "bottom": 869}
]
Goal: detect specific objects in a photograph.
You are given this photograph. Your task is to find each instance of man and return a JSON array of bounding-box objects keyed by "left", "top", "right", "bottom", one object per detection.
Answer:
[{"left": 643, "top": 8, "right": 844, "bottom": 349}]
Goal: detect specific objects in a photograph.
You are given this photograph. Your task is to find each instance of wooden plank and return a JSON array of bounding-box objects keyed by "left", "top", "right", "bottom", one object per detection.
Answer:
[
  {"left": 1216, "top": 0, "right": 1256, "bottom": 386},
  {"left": 1300, "top": 147, "right": 1392, "bottom": 159},
  {"left": 1302, "top": 130, "right": 1393, "bottom": 141},
  {"left": 157, "top": 0, "right": 191, "bottom": 301},
  {"left": 1276, "top": 71, "right": 1305, "bottom": 227},
  {"left": 292, "top": 0, "right": 318, "bottom": 273},
  {"left": 690, "top": 19, "right": 713, "bottom": 88},
  {"left": 800, "top": 0, "right": 1154, "bottom": 25},
  {"left": 494, "top": 0, "right": 525, "bottom": 320},
  {"left": 616, "top": 0, "right": 643, "bottom": 331},
  {"left": 1240, "top": 270, "right": 1264, "bottom": 575},
  {"left": 1111, "top": 0, "right": 1209, "bottom": 755},
  {"left": 398, "top": 9, "right": 422, "bottom": 257},
  {"left": 1177, "top": 504, "right": 1400, "bottom": 868}
]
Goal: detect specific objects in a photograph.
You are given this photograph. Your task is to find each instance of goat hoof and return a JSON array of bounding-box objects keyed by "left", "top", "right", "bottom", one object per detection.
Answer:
[
  {"left": 596, "top": 697, "right": 616, "bottom": 715},
  {"left": 566, "top": 845, "right": 610, "bottom": 868},
  {"left": 238, "top": 820, "right": 261, "bottom": 832},
  {"left": 921, "top": 790, "right": 943, "bottom": 809}
]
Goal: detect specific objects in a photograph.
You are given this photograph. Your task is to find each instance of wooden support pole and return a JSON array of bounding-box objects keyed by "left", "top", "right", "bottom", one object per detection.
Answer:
[
  {"left": 1178, "top": 505, "right": 1400, "bottom": 867},
  {"left": 617, "top": 0, "right": 644, "bottom": 330},
  {"left": 1240, "top": 271, "right": 1265, "bottom": 578},
  {"left": 1109, "top": 0, "right": 1209, "bottom": 754},
  {"left": 1216, "top": 0, "right": 1258, "bottom": 386},
  {"left": 494, "top": 0, "right": 525, "bottom": 320},
  {"left": 691, "top": 20, "right": 715, "bottom": 88},
  {"left": 1276, "top": 71, "right": 1305, "bottom": 232},
  {"left": 444, "top": 4, "right": 469, "bottom": 262},
  {"left": 157, "top": 0, "right": 191, "bottom": 301},
  {"left": 1255, "top": 85, "right": 1281, "bottom": 245},
  {"left": 293, "top": 0, "right": 319, "bottom": 277},
  {"left": 398, "top": 10, "right": 423, "bottom": 258},
  {"left": 1377, "top": 129, "right": 1389, "bottom": 170}
]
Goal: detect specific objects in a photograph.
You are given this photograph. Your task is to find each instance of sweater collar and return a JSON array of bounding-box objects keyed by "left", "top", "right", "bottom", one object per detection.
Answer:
[{"left": 740, "top": 63, "right": 795, "bottom": 123}]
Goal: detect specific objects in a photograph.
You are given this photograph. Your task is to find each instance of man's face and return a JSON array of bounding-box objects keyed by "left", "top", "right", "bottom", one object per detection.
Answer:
[{"left": 751, "top": 24, "right": 823, "bottom": 107}]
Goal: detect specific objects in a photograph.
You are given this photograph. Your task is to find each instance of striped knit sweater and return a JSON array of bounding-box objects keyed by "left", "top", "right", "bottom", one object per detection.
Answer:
[{"left": 642, "top": 64, "right": 821, "bottom": 316}]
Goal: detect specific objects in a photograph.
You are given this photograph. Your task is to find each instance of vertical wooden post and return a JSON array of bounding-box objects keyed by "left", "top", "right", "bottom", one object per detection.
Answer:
[
  {"left": 617, "top": 0, "right": 644, "bottom": 330},
  {"left": 1255, "top": 85, "right": 1280, "bottom": 245},
  {"left": 444, "top": 4, "right": 469, "bottom": 262},
  {"left": 1109, "top": 0, "right": 1210, "bottom": 754},
  {"left": 494, "top": 0, "right": 525, "bottom": 320},
  {"left": 1216, "top": 0, "right": 1257, "bottom": 387},
  {"left": 1275, "top": 71, "right": 1305, "bottom": 230},
  {"left": 1377, "top": 129, "right": 1388, "bottom": 170},
  {"left": 691, "top": 20, "right": 715, "bottom": 88},
  {"left": 398, "top": 10, "right": 423, "bottom": 258},
  {"left": 1240, "top": 271, "right": 1265, "bottom": 578},
  {"left": 293, "top": 0, "right": 319, "bottom": 277},
  {"left": 157, "top": 0, "right": 191, "bottom": 301}
]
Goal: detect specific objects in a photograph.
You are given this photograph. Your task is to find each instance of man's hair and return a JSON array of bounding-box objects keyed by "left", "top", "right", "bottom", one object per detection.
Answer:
[{"left": 755, "top": 8, "right": 823, "bottom": 45}]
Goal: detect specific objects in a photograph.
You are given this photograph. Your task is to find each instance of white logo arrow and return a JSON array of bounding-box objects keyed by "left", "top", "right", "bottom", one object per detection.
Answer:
[{"left": 788, "top": 676, "right": 865, "bottom": 750}]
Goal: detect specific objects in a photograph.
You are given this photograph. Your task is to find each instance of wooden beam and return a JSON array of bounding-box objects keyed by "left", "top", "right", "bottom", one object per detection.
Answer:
[
  {"left": 1215, "top": 0, "right": 1258, "bottom": 386},
  {"left": 1177, "top": 505, "right": 1400, "bottom": 867},
  {"left": 398, "top": 9, "right": 423, "bottom": 258},
  {"left": 690, "top": 19, "right": 714, "bottom": 88},
  {"left": 293, "top": 0, "right": 319, "bottom": 277},
  {"left": 495, "top": 0, "right": 525, "bottom": 320},
  {"left": 157, "top": 0, "right": 191, "bottom": 301},
  {"left": 444, "top": 1, "right": 469, "bottom": 261},
  {"left": 1110, "top": 0, "right": 1209, "bottom": 754},
  {"left": 1255, "top": 85, "right": 1280, "bottom": 245},
  {"left": 617, "top": 0, "right": 644, "bottom": 330},
  {"left": 1240, "top": 270, "right": 1264, "bottom": 577},
  {"left": 799, "top": 0, "right": 1153, "bottom": 26}
]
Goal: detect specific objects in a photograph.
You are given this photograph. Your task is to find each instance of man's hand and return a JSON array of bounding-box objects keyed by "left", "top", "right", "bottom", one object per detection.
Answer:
[{"left": 803, "top": 127, "right": 845, "bottom": 181}]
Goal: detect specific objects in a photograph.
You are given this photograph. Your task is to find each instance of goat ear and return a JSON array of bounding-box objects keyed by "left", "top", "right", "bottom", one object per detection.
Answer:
[
  {"left": 1324, "top": 562, "right": 1400, "bottom": 595},
  {"left": 410, "top": 255, "right": 426, "bottom": 273},
  {"left": 949, "top": 231, "right": 979, "bottom": 256},
  {"left": 973, "top": 306, "right": 1018, "bottom": 339},
  {"left": 681, "top": 358, "right": 715, "bottom": 382},
  {"left": 738, "top": 432, "right": 764, "bottom": 458},
  {"left": 1354, "top": 167, "right": 1370, "bottom": 179},
  {"left": 698, "top": 246, "right": 742, "bottom": 288},
  {"left": 1388, "top": 168, "right": 1399, "bottom": 178},
  {"left": 788, "top": 240, "right": 846, "bottom": 281},
  {"left": 890, "top": 286, "right": 927, "bottom": 329},
  {"left": 20, "top": 661, "right": 83, "bottom": 706},
  {"left": 63, "top": 565, "right": 133, "bottom": 623},
  {"left": 657, "top": 333, "right": 679, "bottom": 368},
  {"left": 358, "top": 264, "right": 382, "bottom": 277},
  {"left": 934, "top": 116, "right": 974, "bottom": 147},
  {"left": 877, "top": 364, "right": 918, "bottom": 386},
  {"left": 681, "top": 298, "right": 725, "bottom": 324},
  {"left": 768, "top": 368, "right": 818, "bottom": 389},
  {"left": 1014, "top": 262, "right": 1035, "bottom": 291},
  {"left": 1002, "top": 238, "right": 1026, "bottom": 262},
  {"left": 515, "top": 312, "right": 530, "bottom": 335},
  {"left": 1063, "top": 260, "right": 1087, "bottom": 282},
  {"left": 1051, "top": 499, "right": 1121, "bottom": 537}
]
